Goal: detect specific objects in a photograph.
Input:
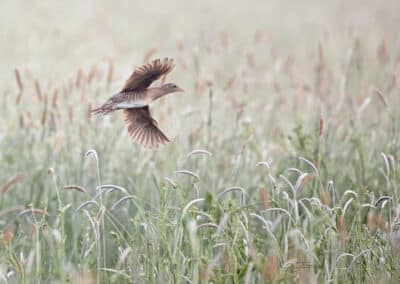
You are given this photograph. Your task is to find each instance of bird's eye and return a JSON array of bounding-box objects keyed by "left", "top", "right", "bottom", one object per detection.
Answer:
[{"left": 171, "top": 84, "right": 176, "bottom": 88}]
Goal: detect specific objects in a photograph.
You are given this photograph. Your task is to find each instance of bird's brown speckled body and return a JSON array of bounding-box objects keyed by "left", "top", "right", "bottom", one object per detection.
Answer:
[{"left": 92, "top": 58, "right": 183, "bottom": 149}]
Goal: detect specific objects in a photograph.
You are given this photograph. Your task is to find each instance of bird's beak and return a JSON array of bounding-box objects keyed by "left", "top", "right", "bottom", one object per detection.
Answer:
[{"left": 176, "top": 86, "right": 184, "bottom": 92}]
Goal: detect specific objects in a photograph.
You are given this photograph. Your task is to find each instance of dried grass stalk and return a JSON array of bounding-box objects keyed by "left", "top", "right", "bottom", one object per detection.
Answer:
[
  {"left": 52, "top": 88, "right": 59, "bottom": 109},
  {"left": 19, "top": 114, "right": 25, "bottom": 128},
  {"left": 15, "top": 69, "right": 23, "bottom": 91},
  {"left": 76, "top": 68, "right": 84, "bottom": 88},
  {"left": 1, "top": 174, "right": 25, "bottom": 194},
  {"left": 224, "top": 75, "right": 236, "bottom": 91},
  {"left": 262, "top": 254, "right": 279, "bottom": 282},
  {"left": 106, "top": 61, "right": 114, "bottom": 88},
  {"left": 88, "top": 65, "right": 97, "bottom": 84},
  {"left": 377, "top": 38, "right": 389, "bottom": 64},
  {"left": 337, "top": 215, "right": 347, "bottom": 242},
  {"left": 41, "top": 107, "right": 47, "bottom": 126},
  {"left": 367, "top": 212, "right": 388, "bottom": 233},
  {"left": 2, "top": 227, "right": 14, "bottom": 247},
  {"left": 320, "top": 189, "right": 330, "bottom": 206},
  {"left": 63, "top": 185, "right": 87, "bottom": 193},
  {"left": 319, "top": 114, "right": 324, "bottom": 137},
  {"left": 259, "top": 185, "right": 270, "bottom": 209},
  {"left": 34, "top": 79, "right": 43, "bottom": 101}
]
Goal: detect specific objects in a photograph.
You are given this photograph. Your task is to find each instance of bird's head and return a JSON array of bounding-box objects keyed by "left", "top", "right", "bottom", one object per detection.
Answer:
[{"left": 161, "top": 83, "right": 184, "bottom": 94}]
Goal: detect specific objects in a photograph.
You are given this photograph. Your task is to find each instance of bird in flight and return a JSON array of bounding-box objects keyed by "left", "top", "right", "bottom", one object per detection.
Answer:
[{"left": 92, "top": 58, "right": 183, "bottom": 149}]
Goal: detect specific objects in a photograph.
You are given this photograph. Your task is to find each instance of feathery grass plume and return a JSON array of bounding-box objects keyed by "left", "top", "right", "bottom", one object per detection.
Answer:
[
  {"left": 220, "top": 249, "right": 237, "bottom": 276},
  {"left": 14, "top": 68, "right": 23, "bottom": 92},
  {"left": 320, "top": 189, "right": 330, "bottom": 206},
  {"left": 71, "top": 271, "right": 96, "bottom": 284},
  {"left": 197, "top": 223, "right": 218, "bottom": 230},
  {"left": 68, "top": 105, "right": 74, "bottom": 122},
  {"left": 194, "top": 79, "right": 201, "bottom": 96},
  {"left": 18, "top": 208, "right": 48, "bottom": 217},
  {"left": 106, "top": 61, "right": 113, "bottom": 89},
  {"left": 73, "top": 201, "right": 99, "bottom": 217},
  {"left": 367, "top": 212, "right": 388, "bottom": 233},
  {"left": 175, "top": 170, "right": 200, "bottom": 181},
  {"left": 164, "top": 177, "right": 177, "bottom": 188},
  {"left": 19, "top": 114, "right": 25, "bottom": 128},
  {"left": 41, "top": 106, "right": 47, "bottom": 126},
  {"left": 26, "top": 111, "right": 33, "bottom": 127},
  {"left": 199, "top": 263, "right": 214, "bottom": 283},
  {"left": 2, "top": 227, "right": 14, "bottom": 247},
  {"left": 298, "top": 157, "right": 318, "bottom": 176},
  {"left": 75, "top": 68, "right": 84, "bottom": 88},
  {"left": 52, "top": 88, "right": 59, "bottom": 109},
  {"left": 87, "top": 65, "right": 97, "bottom": 84},
  {"left": 262, "top": 254, "right": 279, "bottom": 282},
  {"left": 371, "top": 86, "right": 388, "bottom": 107},
  {"left": 224, "top": 75, "right": 236, "bottom": 91},
  {"left": 48, "top": 110, "right": 56, "bottom": 131},
  {"left": 377, "top": 38, "right": 389, "bottom": 64},
  {"left": 367, "top": 211, "right": 378, "bottom": 233},
  {"left": 15, "top": 69, "right": 24, "bottom": 104},
  {"left": 0, "top": 207, "right": 25, "bottom": 219},
  {"left": 381, "top": 153, "right": 391, "bottom": 176},
  {"left": 287, "top": 168, "right": 302, "bottom": 175},
  {"left": 319, "top": 114, "right": 324, "bottom": 137},
  {"left": 182, "top": 198, "right": 205, "bottom": 219},
  {"left": 34, "top": 79, "right": 43, "bottom": 101},
  {"left": 186, "top": 149, "right": 213, "bottom": 159},
  {"left": 217, "top": 187, "right": 246, "bottom": 205},
  {"left": 259, "top": 185, "right": 270, "bottom": 209},
  {"left": 63, "top": 185, "right": 87, "bottom": 193},
  {"left": 337, "top": 214, "right": 347, "bottom": 242},
  {"left": 96, "top": 184, "right": 127, "bottom": 196},
  {"left": 294, "top": 172, "right": 315, "bottom": 193},
  {"left": 110, "top": 195, "right": 138, "bottom": 211},
  {"left": 1, "top": 174, "right": 25, "bottom": 194},
  {"left": 87, "top": 104, "right": 92, "bottom": 122},
  {"left": 62, "top": 85, "right": 69, "bottom": 98}
]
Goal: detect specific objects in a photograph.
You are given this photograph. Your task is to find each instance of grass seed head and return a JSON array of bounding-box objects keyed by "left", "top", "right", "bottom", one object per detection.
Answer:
[{"left": 262, "top": 254, "right": 280, "bottom": 282}]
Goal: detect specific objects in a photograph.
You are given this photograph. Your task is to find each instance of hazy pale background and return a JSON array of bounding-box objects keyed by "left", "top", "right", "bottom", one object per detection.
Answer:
[{"left": 1, "top": 0, "right": 399, "bottom": 84}]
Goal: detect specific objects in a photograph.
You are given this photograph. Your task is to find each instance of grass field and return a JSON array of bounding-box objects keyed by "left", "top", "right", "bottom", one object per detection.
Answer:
[{"left": 1, "top": 0, "right": 400, "bottom": 283}]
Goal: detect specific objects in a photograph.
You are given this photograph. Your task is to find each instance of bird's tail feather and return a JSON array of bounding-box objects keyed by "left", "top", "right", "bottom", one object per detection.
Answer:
[{"left": 91, "top": 102, "right": 114, "bottom": 115}]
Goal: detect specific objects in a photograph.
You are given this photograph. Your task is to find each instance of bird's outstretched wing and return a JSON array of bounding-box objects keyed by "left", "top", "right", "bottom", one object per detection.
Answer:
[
  {"left": 121, "top": 58, "right": 175, "bottom": 92},
  {"left": 123, "top": 106, "right": 170, "bottom": 149}
]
